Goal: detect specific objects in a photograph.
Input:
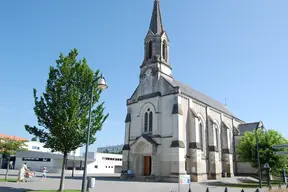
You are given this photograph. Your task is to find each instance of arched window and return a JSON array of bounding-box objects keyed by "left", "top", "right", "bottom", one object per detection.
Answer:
[
  {"left": 199, "top": 120, "right": 203, "bottom": 151},
  {"left": 227, "top": 128, "right": 231, "bottom": 149},
  {"left": 144, "top": 112, "right": 148, "bottom": 132},
  {"left": 144, "top": 108, "right": 153, "bottom": 133},
  {"left": 214, "top": 124, "right": 219, "bottom": 149},
  {"left": 148, "top": 41, "right": 153, "bottom": 59},
  {"left": 162, "top": 40, "right": 167, "bottom": 61},
  {"left": 149, "top": 111, "right": 153, "bottom": 132}
]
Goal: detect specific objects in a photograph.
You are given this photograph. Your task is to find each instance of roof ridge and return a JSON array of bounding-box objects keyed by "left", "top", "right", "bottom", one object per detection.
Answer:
[{"left": 240, "top": 122, "right": 259, "bottom": 125}]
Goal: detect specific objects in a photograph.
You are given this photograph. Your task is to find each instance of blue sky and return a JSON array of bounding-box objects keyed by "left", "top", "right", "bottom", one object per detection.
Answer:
[{"left": 1, "top": 0, "right": 288, "bottom": 152}]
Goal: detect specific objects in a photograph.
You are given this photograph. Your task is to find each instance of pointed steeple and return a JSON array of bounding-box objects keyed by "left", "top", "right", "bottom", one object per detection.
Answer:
[{"left": 149, "top": 0, "right": 164, "bottom": 34}]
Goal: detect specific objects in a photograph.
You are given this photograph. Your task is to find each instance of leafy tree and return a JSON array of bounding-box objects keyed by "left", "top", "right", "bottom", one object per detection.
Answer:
[
  {"left": 25, "top": 49, "right": 108, "bottom": 192},
  {"left": 103, "top": 149, "right": 109, "bottom": 153},
  {"left": 0, "top": 137, "right": 27, "bottom": 180},
  {"left": 31, "top": 137, "right": 37, "bottom": 141},
  {"left": 237, "top": 129, "right": 288, "bottom": 175}
]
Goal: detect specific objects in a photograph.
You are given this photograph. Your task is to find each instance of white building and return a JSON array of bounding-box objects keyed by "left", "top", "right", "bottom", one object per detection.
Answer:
[
  {"left": 14, "top": 140, "right": 83, "bottom": 173},
  {"left": 86, "top": 152, "right": 123, "bottom": 174},
  {"left": 25, "top": 141, "right": 81, "bottom": 157},
  {"left": 14, "top": 150, "right": 94, "bottom": 173},
  {"left": 121, "top": 0, "right": 262, "bottom": 182}
]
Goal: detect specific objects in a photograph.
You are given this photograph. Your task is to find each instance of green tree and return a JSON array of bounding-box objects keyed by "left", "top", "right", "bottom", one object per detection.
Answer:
[
  {"left": 25, "top": 49, "right": 108, "bottom": 192},
  {"left": 103, "top": 149, "right": 109, "bottom": 153},
  {"left": 31, "top": 137, "right": 37, "bottom": 141},
  {"left": 0, "top": 137, "right": 27, "bottom": 180},
  {"left": 237, "top": 129, "right": 288, "bottom": 175}
]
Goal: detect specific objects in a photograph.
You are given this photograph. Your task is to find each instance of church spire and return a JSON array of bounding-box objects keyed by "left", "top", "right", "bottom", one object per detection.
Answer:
[
  {"left": 141, "top": 0, "right": 171, "bottom": 78},
  {"left": 149, "top": 0, "right": 164, "bottom": 34}
]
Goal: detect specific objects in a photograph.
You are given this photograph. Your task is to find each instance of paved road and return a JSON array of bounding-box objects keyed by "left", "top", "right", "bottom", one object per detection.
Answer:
[{"left": 0, "top": 169, "right": 269, "bottom": 192}]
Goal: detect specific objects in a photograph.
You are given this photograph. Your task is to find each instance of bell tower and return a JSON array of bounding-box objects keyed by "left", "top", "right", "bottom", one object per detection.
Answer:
[{"left": 140, "top": 0, "right": 172, "bottom": 82}]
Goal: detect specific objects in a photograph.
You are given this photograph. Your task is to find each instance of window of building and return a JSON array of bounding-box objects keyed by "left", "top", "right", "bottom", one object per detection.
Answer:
[
  {"left": 144, "top": 108, "right": 153, "bottom": 133},
  {"left": 106, "top": 166, "right": 107, "bottom": 168},
  {"left": 95, "top": 165, "right": 98, "bottom": 169},
  {"left": 149, "top": 112, "right": 153, "bottom": 132},
  {"left": 162, "top": 40, "right": 167, "bottom": 61},
  {"left": 148, "top": 41, "right": 153, "bottom": 59},
  {"left": 198, "top": 120, "right": 203, "bottom": 151},
  {"left": 32, "top": 146, "right": 40, "bottom": 150},
  {"left": 144, "top": 112, "right": 148, "bottom": 132},
  {"left": 214, "top": 124, "right": 219, "bottom": 149},
  {"left": 227, "top": 128, "right": 231, "bottom": 149}
]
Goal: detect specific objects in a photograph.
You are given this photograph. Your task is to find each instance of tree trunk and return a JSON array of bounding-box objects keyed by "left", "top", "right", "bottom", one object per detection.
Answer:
[
  {"left": 58, "top": 153, "right": 67, "bottom": 192},
  {"left": 5, "top": 157, "right": 10, "bottom": 180}
]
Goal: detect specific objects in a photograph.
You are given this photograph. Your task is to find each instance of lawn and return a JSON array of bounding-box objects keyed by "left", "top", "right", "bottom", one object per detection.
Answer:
[
  {"left": 209, "top": 180, "right": 285, "bottom": 188},
  {"left": 0, "top": 178, "right": 17, "bottom": 182}
]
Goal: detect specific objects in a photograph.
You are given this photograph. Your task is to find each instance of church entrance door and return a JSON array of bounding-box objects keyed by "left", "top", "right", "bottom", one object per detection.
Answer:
[{"left": 143, "top": 156, "right": 151, "bottom": 176}]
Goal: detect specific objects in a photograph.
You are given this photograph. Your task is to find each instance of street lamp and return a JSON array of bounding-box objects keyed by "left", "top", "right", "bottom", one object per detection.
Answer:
[
  {"left": 81, "top": 74, "right": 107, "bottom": 192},
  {"left": 255, "top": 125, "right": 263, "bottom": 188}
]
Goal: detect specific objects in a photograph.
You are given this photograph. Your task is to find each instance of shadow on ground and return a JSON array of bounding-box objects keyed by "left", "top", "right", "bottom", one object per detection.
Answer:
[
  {"left": 46, "top": 175, "right": 175, "bottom": 183},
  {"left": 0, "top": 186, "right": 31, "bottom": 192},
  {"left": 0, "top": 173, "right": 18, "bottom": 177},
  {"left": 201, "top": 181, "right": 258, "bottom": 188}
]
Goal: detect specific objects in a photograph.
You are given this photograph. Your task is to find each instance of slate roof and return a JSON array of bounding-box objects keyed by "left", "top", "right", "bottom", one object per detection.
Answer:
[
  {"left": 165, "top": 78, "right": 234, "bottom": 116},
  {"left": 238, "top": 122, "right": 261, "bottom": 135}
]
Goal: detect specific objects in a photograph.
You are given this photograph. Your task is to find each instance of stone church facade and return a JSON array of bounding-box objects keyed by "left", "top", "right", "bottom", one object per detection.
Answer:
[{"left": 121, "top": 0, "right": 248, "bottom": 182}]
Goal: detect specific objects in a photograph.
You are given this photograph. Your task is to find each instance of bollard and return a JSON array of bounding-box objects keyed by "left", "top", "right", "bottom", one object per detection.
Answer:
[
  {"left": 88, "top": 177, "right": 95, "bottom": 189},
  {"left": 224, "top": 187, "right": 228, "bottom": 192},
  {"left": 268, "top": 184, "right": 272, "bottom": 191},
  {"left": 206, "top": 187, "right": 209, "bottom": 192},
  {"left": 241, "top": 189, "right": 244, "bottom": 192},
  {"left": 255, "top": 188, "right": 259, "bottom": 192}
]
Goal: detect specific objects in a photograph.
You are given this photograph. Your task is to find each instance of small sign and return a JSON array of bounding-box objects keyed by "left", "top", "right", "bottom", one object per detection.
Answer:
[
  {"left": 275, "top": 151, "right": 288, "bottom": 155},
  {"left": 179, "top": 175, "right": 190, "bottom": 185},
  {"left": 22, "top": 157, "right": 51, "bottom": 162},
  {"left": 272, "top": 144, "right": 288, "bottom": 149},
  {"left": 263, "top": 163, "right": 270, "bottom": 169}
]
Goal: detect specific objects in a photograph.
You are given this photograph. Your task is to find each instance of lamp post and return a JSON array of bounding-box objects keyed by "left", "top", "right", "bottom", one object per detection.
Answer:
[
  {"left": 255, "top": 126, "right": 262, "bottom": 188},
  {"left": 81, "top": 74, "right": 108, "bottom": 192}
]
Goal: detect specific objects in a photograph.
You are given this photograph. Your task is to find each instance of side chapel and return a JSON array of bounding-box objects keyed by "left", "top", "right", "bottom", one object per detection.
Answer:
[{"left": 121, "top": 0, "right": 249, "bottom": 182}]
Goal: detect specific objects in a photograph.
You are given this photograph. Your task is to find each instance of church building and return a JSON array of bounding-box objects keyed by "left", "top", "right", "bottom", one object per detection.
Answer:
[{"left": 121, "top": 0, "right": 253, "bottom": 182}]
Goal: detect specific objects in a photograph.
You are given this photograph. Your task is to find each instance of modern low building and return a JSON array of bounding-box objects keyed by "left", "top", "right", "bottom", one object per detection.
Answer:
[
  {"left": 1, "top": 133, "right": 123, "bottom": 174},
  {"left": 86, "top": 152, "right": 123, "bottom": 174},
  {"left": 0, "top": 134, "right": 82, "bottom": 171},
  {"left": 15, "top": 150, "right": 94, "bottom": 173},
  {"left": 26, "top": 141, "right": 81, "bottom": 157}
]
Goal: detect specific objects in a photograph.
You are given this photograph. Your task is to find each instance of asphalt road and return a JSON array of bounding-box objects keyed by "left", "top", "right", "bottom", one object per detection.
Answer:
[{"left": 0, "top": 169, "right": 269, "bottom": 192}]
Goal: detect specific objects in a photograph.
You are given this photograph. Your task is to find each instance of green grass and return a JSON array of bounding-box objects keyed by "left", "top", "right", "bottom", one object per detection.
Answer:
[
  {"left": 0, "top": 178, "right": 17, "bottom": 182},
  {"left": 210, "top": 180, "right": 285, "bottom": 188}
]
